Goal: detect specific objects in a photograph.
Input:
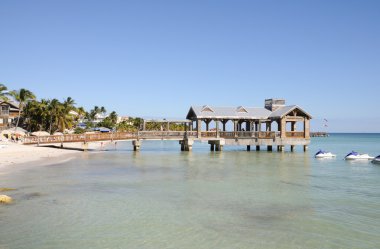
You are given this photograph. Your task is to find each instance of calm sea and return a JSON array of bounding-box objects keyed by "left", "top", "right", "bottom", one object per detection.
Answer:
[{"left": 1, "top": 133, "right": 380, "bottom": 249}]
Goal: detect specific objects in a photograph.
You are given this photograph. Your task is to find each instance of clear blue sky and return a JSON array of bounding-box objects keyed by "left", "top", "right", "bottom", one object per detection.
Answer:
[{"left": 1, "top": 0, "right": 379, "bottom": 132}]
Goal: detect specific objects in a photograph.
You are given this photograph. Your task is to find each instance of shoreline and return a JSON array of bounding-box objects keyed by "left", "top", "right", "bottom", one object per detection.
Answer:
[{"left": 0, "top": 141, "right": 110, "bottom": 175}]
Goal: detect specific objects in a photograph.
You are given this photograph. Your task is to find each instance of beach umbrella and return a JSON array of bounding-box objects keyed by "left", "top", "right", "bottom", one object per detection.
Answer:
[
  {"left": 3, "top": 127, "right": 27, "bottom": 134},
  {"left": 31, "top": 131, "right": 50, "bottom": 136},
  {"left": 12, "top": 127, "right": 28, "bottom": 133},
  {"left": 63, "top": 129, "right": 75, "bottom": 134},
  {"left": 2, "top": 129, "right": 26, "bottom": 137}
]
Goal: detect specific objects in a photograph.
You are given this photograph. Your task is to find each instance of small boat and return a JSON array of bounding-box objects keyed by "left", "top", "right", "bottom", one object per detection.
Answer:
[
  {"left": 345, "top": 151, "right": 374, "bottom": 160},
  {"left": 372, "top": 155, "right": 380, "bottom": 164},
  {"left": 315, "top": 150, "right": 336, "bottom": 158}
]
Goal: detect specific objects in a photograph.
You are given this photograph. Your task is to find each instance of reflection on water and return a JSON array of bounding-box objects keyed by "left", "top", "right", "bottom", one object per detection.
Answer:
[{"left": 1, "top": 135, "right": 380, "bottom": 249}]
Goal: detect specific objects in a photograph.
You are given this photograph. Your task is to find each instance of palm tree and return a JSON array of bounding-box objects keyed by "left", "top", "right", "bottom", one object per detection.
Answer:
[
  {"left": 0, "top": 83, "right": 10, "bottom": 101},
  {"left": 89, "top": 106, "right": 100, "bottom": 121},
  {"left": 100, "top": 106, "right": 106, "bottom": 115},
  {"left": 109, "top": 111, "right": 118, "bottom": 125},
  {"left": 58, "top": 97, "right": 76, "bottom": 132},
  {"left": 37, "top": 99, "right": 50, "bottom": 131},
  {"left": 76, "top": 106, "right": 86, "bottom": 121},
  {"left": 57, "top": 106, "right": 73, "bottom": 132},
  {"left": 48, "top": 99, "right": 60, "bottom": 134},
  {"left": 63, "top": 97, "right": 75, "bottom": 109},
  {"left": 23, "top": 99, "right": 49, "bottom": 132},
  {"left": 10, "top": 88, "right": 36, "bottom": 130}
]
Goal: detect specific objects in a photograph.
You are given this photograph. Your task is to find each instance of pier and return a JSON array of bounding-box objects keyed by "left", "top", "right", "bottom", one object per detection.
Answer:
[
  {"left": 23, "top": 99, "right": 312, "bottom": 152},
  {"left": 311, "top": 132, "right": 329, "bottom": 137}
]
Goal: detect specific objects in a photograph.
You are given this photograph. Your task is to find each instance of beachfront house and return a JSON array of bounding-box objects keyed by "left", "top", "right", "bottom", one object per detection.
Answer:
[{"left": 0, "top": 101, "right": 20, "bottom": 130}]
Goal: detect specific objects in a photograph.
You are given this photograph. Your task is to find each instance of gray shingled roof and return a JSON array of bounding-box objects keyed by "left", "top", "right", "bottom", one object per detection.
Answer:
[
  {"left": 187, "top": 105, "right": 312, "bottom": 120},
  {"left": 187, "top": 106, "right": 272, "bottom": 119},
  {"left": 0, "top": 101, "right": 20, "bottom": 111},
  {"left": 269, "top": 105, "right": 312, "bottom": 119}
]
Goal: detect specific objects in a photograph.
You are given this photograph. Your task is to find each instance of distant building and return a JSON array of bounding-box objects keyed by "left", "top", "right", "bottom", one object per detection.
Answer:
[
  {"left": 117, "top": 116, "right": 132, "bottom": 124},
  {"left": 69, "top": 110, "right": 79, "bottom": 116},
  {"left": 93, "top": 113, "right": 107, "bottom": 124},
  {"left": 76, "top": 113, "right": 109, "bottom": 129},
  {"left": 0, "top": 101, "right": 20, "bottom": 129}
]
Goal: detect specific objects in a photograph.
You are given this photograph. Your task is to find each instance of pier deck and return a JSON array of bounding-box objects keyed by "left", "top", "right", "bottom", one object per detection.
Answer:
[{"left": 23, "top": 131, "right": 309, "bottom": 151}]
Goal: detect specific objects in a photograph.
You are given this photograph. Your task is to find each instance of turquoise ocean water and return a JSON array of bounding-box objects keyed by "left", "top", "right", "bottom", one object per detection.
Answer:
[{"left": 1, "top": 133, "right": 380, "bottom": 249}]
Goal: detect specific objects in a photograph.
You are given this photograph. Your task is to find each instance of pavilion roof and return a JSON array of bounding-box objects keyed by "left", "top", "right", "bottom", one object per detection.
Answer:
[
  {"left": 269, "top": 105, "right": 313, "bottom": 119},
  {"left": 187, "top": 105, "right": 312, "bottom": 120},
  {"left": 187, "top": 106, "right": 272, "bottom": 120}
]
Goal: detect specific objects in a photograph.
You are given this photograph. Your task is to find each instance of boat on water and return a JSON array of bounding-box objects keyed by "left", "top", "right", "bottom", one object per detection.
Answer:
[
  {"left": 345, "top": 151, "right": 374, "bottom": 160},
  {"left": 371, "top": 155, "right": 380, "bottom": 164},
  {"left": 315, "top": 150, "right": 336, "bottom": 158}
]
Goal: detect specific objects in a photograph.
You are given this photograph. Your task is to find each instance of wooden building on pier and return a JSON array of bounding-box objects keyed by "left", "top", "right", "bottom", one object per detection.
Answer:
[{"left": 185, "top": 99, "right": 312, "bottom": 151}]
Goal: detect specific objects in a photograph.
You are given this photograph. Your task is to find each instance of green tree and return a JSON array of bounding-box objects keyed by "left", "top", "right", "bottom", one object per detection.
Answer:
[
  {"left": 23, "top": 99, "right": 49, "bottom": 132},
  {"left": 63, "top": 97, "right": 75, "bottom": 109},
  {"left": 97, "top": 117, "right": 114, "bottom": 129},
  {"left": 97, "top": 111, "right": 118, "bottom": 129},
  {"left": 117, "top": 121, "right": 137, "bottom": 132},
  {"left": 59, "top": 97, "right": 76, "bottom": 132},
  {"left": 48, "top": 99, "right": 60, "bottom": 134},
  {"left": 74, "top": 127, "right": 85, "bottom": 134},
  {"left": 100, "top": 106, "right": 106, "bottom": 115},
  {"left": 0, "top": 83, "right": 10, "bottom": 101},
  {"left": 131, "top": 117, "right": 143, "bottom": 129},
  {"left": 10, "top": 88, "right": 36, "bottom": 130},
  {"left": 76, "top": 106, "right": 86, "bottom": 120},
  {"left": 109, "top": 111, "right": 118, "bottom": 124},
  {"left": 90, "top": 106, "right": 100, "bottom": 120}
]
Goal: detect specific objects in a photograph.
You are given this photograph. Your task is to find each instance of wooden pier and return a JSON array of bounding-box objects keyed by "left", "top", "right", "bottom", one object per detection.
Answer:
[
  {"left": 22, "top": 99, "right": 312, "bottom": 152},
  {"left": 23, "top": 130, "right": 308, "bottom": 151},
  {"left": 311, "top": 132, "right": 329, "bottom": 137}
]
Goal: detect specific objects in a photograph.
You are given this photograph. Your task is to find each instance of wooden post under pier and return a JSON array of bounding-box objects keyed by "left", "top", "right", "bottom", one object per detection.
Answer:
[
  {"left": 179, "top": 139, "right": 193, "bottom": 151},
  {"left": 132, "top": 140, "right": 141, "bottom": 151},
  {"left": 215, "top": 140, "right": 223, "bottom": 151}
]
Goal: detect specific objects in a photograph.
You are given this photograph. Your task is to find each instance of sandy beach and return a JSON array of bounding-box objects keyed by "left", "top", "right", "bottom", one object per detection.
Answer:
[{"left": 0, "top": 141, "right": 108, "bottom": 174}]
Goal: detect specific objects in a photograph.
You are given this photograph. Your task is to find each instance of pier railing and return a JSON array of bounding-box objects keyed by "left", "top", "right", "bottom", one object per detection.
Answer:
[
  {"left": 137, "top": 131, "right": 197, "bottom": 139},
  {"left": 218, "top": 131, "right": 279, "bottom": 139},
  {"left": 285, "top": 131, "right": 305, "bottom": 138},
  {"left": 23, "top": 130, "right": 284, "bottom": 145},
  {"left": 201, "top": 131, "right": 217, "bottom": 137},
  {"left": 23, "top": 131, "right": 199, "bottom": 145}
]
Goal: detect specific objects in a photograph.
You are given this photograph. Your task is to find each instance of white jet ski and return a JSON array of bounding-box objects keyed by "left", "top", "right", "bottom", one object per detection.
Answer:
[
  {"left": 345, "top": 151, "right": 374, "bottom": 160},
  {"left": 314, "top": 150, "right": 336, "bottom": 158},
  {"left": 371, "top": 155, "right": 380, "bottom": 164}
]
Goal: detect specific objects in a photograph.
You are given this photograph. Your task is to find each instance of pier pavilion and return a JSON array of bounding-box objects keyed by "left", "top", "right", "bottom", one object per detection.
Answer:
[{"left": 185, "top": 99, "right": 312, "bottom": 151}]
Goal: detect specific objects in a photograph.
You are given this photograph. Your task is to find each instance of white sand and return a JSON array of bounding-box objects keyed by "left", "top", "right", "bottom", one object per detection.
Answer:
[{"left": 0, "top": 141, "right": 110, "bottom": 174}]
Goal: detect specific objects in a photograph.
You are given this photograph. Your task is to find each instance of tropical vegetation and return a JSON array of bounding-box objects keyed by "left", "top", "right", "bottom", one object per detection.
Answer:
[
  {"left": 1, "top": 83, "right": 180, "bottom": 134},
  {"left": 9, "top": 88, "right": 36, "bottom": 130},
  {"left": 1, "top": 83, "right": 128, "bottom": 134},
  {"left": 0, "top": 83, "right": 10, "bottom": 101}
]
